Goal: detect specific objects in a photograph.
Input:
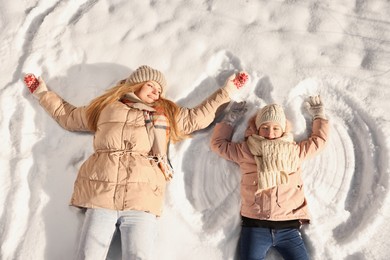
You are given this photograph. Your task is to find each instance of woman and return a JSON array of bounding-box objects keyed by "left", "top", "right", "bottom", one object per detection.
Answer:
[
  {"left": 210, "top": 97, "right": 329, "bottom": 260},
  {"left": 23, "top": 65, "right": 248, "bottom": 259}
]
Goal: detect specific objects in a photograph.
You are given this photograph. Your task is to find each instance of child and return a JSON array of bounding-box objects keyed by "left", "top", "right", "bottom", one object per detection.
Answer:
[
  {"left": 210, "top": 96, "right": 329, "bottom": 260},
  {"left": 23, "top": 66, "right": 248, "bottom": 260}
]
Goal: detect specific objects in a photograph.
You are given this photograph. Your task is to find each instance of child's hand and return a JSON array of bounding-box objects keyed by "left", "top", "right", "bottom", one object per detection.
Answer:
[
  {"left": 223, "top": 71, "right": 249, "bottom": 97},
  {"left": 305, "top": 95, "right": 326, "bottom": 119},
  {"left": 223, "top": 101, "right": 247, "bottom": 126},
  {"left": 23, "top": 74, "right": 49, "bottom": 99}
]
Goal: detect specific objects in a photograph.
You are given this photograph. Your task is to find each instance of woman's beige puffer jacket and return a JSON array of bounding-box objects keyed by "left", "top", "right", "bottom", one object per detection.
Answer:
[{"left": 39, "top": 88, "right": 230, "bottom": 216}]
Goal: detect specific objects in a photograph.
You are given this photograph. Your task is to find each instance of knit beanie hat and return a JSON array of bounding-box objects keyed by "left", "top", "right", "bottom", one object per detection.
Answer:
[
  {"left": 255, "top": 104, "right": 286, "bottom": 132},
  {"left": 125, "top": 65, "right": 167, "bottom": 95}
]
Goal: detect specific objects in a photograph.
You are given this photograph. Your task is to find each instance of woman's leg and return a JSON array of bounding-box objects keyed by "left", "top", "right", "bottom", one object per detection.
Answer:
[
  {"left": 74, "top": 208, "right": 117, "bottom": 260},
  {"left": 118, "top": 210, "right": 158, "bottom": 260},
  {"left": 273, "top": 228, "right": 309, "bottom": 260},
  {"left": 240, "top": 226, "right": 273, "bottom": 260}
]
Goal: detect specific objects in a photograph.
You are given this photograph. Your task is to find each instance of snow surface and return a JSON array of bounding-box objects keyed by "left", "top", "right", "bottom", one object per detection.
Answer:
[{"left": 1, "top": 1, "right": 390, "bottom": 259}]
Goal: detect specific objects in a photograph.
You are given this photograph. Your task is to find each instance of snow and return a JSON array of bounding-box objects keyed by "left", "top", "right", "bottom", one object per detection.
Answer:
[{"left": 1, "top": 0, "right": 390, "bottom": 259}]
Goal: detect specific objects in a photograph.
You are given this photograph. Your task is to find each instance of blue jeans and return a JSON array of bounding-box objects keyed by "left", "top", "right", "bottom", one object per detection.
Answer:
[
  {"left": 74, "top": 208, "right": 157, "bottom": 260},
  {"left": 240, "top": 227, "right": 309, "bottom": 260}
]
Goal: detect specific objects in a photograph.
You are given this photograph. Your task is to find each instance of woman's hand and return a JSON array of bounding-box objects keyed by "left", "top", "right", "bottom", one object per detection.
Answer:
[
  {"left": 223, "top": 71, "right": 249, "bottom": 97},
  {"left": 23, "top": 74, "right": 48, "bottom": 99}
]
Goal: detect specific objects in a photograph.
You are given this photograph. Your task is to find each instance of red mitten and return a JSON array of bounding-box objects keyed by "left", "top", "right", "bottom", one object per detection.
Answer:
[
  {"left": 223, "top": 71, "right": 249, "bottom": 98},
  {"left": 232, "top": 72, "right": 249, "bottom": 89},
  {"left": 24, "top": 73, "right": 40, "bottom": 93},
  {"left": 23, "top": 73, "right": 48, "bottom": 99}
]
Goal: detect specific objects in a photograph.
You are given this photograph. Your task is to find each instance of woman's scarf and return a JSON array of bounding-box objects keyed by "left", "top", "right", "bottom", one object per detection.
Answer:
[
  {"left": 246, "top": 133, "right": 300, "bottom": 193},
  {"left": 122, "top": 93, "right": 173, "bottom": 180}
]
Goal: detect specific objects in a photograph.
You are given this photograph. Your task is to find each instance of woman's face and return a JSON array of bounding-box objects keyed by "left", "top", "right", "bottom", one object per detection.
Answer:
[
  {"left": 258, "top": 122, "right": 283, "bottom": 139},
  {"left": 134, "top": 81, "right": 162, "bottom": 104}
]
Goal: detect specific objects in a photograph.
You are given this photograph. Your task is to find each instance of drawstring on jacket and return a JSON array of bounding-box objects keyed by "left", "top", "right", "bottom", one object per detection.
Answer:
[{"left": 147, "top": 154, "right": 174, "bottom": 180}]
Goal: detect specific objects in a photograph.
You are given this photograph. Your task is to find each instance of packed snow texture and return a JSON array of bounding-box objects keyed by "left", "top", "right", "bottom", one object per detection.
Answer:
[{"left": 1, "top": 1, "right": 390, "bottom": 259}]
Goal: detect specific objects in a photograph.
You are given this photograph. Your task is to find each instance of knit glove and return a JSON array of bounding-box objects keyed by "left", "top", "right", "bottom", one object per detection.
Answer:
[
  {"left": 223, "top": 71, "right": 249, "bottom": 97},
  {"left": 305, "top": 95, "right": 326, "bottom": 120},
  {"left": 223, "top": 101, "right": 247, "bottom": 126},
  {"left": 23, "top": 74, "right": 48, "bottom": 99}
]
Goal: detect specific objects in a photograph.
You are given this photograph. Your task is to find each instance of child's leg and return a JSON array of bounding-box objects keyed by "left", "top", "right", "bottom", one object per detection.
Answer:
[
  {"left": 273, "top": 228, "right": 309, "bottom": 260},
  {"left": 240, "top": 226, "right": 273, "bottom": 260}
]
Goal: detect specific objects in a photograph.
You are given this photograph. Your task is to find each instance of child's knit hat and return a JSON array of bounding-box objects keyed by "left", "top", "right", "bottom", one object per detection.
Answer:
[
  {"left": 125, "top": 65, "right": 167, "bottom": 94},
  {"left": 255, "top": 104, "right": 286, "bottom": 132}
]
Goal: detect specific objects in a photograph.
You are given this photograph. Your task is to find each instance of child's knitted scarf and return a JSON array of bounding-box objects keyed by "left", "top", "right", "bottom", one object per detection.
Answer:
[{"left": 246, "top": 133, "right": 300, "bottom": 193}]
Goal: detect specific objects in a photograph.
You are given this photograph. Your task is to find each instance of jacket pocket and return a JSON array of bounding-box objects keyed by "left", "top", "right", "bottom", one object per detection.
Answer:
[
  {"left": 241, "top": 173, "right": 258, "bottom": 206},
  {"left": 276, "top": 182, "right": 305, "bottom": 213}
]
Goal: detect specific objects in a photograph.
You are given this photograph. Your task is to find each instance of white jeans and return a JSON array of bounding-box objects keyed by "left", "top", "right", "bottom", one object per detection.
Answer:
[{"left": 74, "top": 208, "right": 157, "bottom": 260}]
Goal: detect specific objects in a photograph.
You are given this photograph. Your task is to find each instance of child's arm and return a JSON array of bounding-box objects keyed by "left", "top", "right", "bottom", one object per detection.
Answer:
[
  {"left": 210, "top": 102, "right": 247, "bottom": 162},
  {"left": 299, "top": 95, "right": 329, "bottom": 158},
  {"left": 244, "top": 115, "right": 256, "bottom": 139},
  {"left": 222, "top": 101, "right": 247, "bottom": 126},
  {"left": 305, "top": 95, "right": 326, "bottom": 120}
]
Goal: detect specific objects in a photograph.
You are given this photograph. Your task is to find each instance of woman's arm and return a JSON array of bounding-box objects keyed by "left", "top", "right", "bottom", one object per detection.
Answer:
[
  {"left": 176, "top": 88, "right": 230, "bottom": 134},
  {"left": 176, "top": 72, "right": 249, "bottom": 135},
  {"left": 38, "top": 91, "right": 92, "bottom": 132},
  {"left": 24, "top": 75, "right": 91, "bottom": 132}
]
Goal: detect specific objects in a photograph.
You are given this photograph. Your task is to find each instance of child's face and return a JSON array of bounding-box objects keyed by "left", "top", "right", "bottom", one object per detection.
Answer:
[
  {"left": 134, "top": 81, "right": 162, "bottom": 104},
  {"left": 258, "top": 122, "right": 283, "bottom": 140}
]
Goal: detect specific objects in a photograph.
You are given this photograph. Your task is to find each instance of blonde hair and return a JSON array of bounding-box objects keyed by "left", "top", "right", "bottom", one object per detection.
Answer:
[
  {"left": 155, "top": 97, "right": 189, "bottom": 143},
  {"left": 85, "top": 81, "right": 188, "bottom": 143}
]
